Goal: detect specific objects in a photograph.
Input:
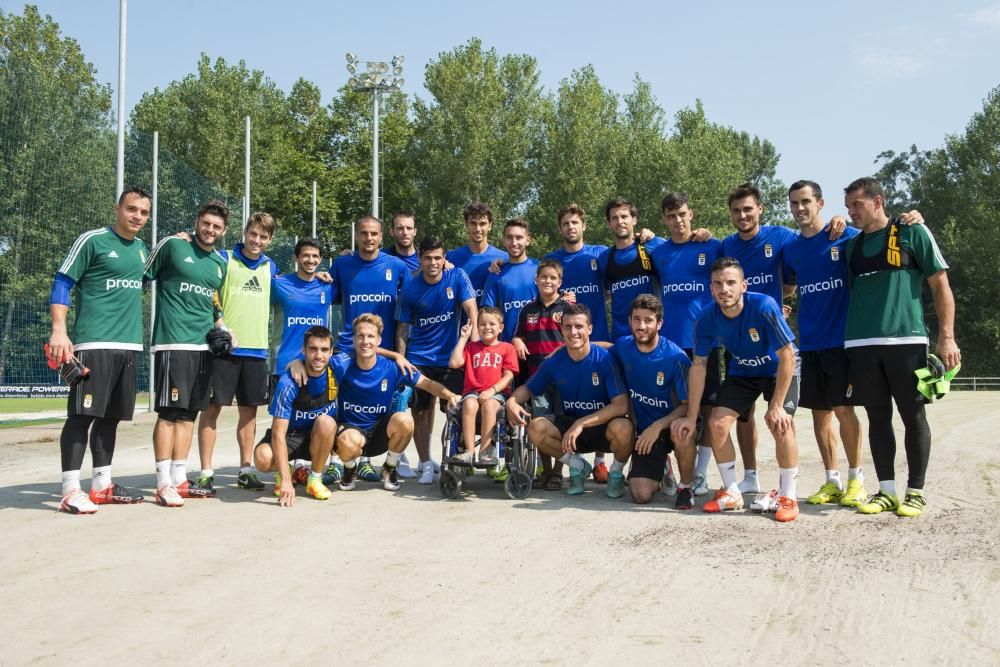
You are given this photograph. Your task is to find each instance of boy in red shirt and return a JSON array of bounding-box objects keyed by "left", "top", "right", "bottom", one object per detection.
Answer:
[{"left": 449, "top": 306, "right": 518, "bottom": 464}]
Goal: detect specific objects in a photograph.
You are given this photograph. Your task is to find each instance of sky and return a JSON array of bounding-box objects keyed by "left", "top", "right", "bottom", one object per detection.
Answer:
[{"left": 15, "top": 0, "right": 1000, "bottom": 219}]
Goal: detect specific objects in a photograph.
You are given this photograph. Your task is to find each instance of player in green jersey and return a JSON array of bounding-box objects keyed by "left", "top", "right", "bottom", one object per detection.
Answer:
[
  {"left": 144, "top": 200, "right": 229, "bottom": 507},
  {"left": 48, "top": 187, "right": 152, "bottom": 514}
]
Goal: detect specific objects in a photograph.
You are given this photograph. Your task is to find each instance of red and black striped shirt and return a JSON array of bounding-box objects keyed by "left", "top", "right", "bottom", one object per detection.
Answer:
[{"left": 514, "top": 296, "right": 570, "bottom": 379}]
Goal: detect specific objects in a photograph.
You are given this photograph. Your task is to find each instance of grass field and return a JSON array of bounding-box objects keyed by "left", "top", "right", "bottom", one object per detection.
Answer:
[{"left": 0, "top": 394, "right": 149, "bottom": 413}]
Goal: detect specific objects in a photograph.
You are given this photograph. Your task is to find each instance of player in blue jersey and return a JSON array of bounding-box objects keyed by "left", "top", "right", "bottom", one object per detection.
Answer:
[
  {"left": 600, "top": 198, "right": 666, "bottom": 341},
  {"left": 446, "top": 201, "right": 508, "bottom": 300},
  {"left": 651, "top": 192, "right": 724, "bottom": 496},
  {"left": 672, "top": 258, "right": 801, "bottom": 522},
  {"left": 544, "top": 203, "right": 610, "bottom": 343},
  {"left": 397, "top": 237, "right": 478, "bottom": 483},
  {"left": 610, "top": 295, "right": 696, "bottom": 507},
  {"left": 333, "top": 314, "right": 460, "bottom": 492},
  {"left": 482, "top": 218, "right": 539, "bottom": 342},
  {"left": 384, "top": 211, "right": 420, "bottom": 272},
  {"left": 507, "top": 303, "right": 634, "bottom": 498},
  {"left": 254, "top": 326, "right": 338, "bottom": 506}
]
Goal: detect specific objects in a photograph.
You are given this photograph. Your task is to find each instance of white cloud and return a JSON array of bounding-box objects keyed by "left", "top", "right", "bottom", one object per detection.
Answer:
[
  {"left": 852, "top": 44, "right": 926, "bottom": 80},
  {"left": 965, "top": 4, "right": 1000, "bottom": 28}
]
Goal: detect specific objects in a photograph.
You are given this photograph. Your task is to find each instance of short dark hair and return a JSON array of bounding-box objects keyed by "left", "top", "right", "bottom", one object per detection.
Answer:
[
  {"left": 844, "top": 177, "right": 884, "bottom": 199},
  {"left": 302, "top": 325, "right": 333, "bottom": 348},
  {"left": 391, "top": 211, "right": 416, "bottom": 227},
  {"left": 418, "top": 236, "right": 445, "bottom": 256},
  {"left": 197, "top": 199, "right": 230, "bottom": 225},
  {"left": 118, "top": 186, "right": 151, "bottom": 205},
  {"left": 504, "top": 217, "right": 529, "bottom": 234},
  {"left": 561, "top": 302, "right": 592, "bottom": 326},
  {"left": 727, "top": 182, "right": 762, "bottom": 208},
  {"left": 355, "top": 214, "right": 382, "bottom": 229},
  {"left": 788, "top": 180, "right": 822, "bottom": 200},
  {"left": 629, "top": 294, "right": 664, "bottom": 321},
  {"left": 710, "top": 256, "right": 744, "bottom": 276},
  {"left": 537, "top": 258, "right": 563, "bottom": 277},
  {"left": 294, "top": 237, "right": 323, "bottom": 256},
  {"left": 604, "top": 198, "right": 638, "bottom": 221},
  {"left": 660, "top": 192, "right": 689, "bottom": 214},
  {"left": 557, "top": 203, "right": 586, "bottom": 224},
  {"left": 463, "top": 201, "right": 493, "bottom": 224},
  {"left": 478, "top": 306, "right": 503, "bottom": 323}
]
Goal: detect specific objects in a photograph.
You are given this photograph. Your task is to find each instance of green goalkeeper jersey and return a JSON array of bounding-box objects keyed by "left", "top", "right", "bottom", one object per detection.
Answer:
[
  {"left": 145, "top": 236, "right": 227, "bottom": 351},
  {"left": 58, "top": 227, "right": 148, "bottom": 351}
]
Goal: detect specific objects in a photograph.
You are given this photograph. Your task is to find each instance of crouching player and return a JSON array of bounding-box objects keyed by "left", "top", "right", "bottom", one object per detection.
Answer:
[
  {"left": 447, "top": 306, "right": 518, "bottom": 464},
  {"left": 333, "top": 314, "right": 460, "bottom": 491},
  {"left": 256, "top": 326, "right": 339, "bottom": 506},
  {"left": 611, "top": 294, "right": 696, "bottom": 507}
]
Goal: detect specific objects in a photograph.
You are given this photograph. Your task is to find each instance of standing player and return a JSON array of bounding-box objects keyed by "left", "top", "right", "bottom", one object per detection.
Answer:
[
  {"left": 144, "top": 200, "right": 229, "bottom": 507},
  {"left": 843, "top": 177, "right": 959, "bottom": 518},
  {"left": 673, "top": 258, "right": 801, "bottom": 522},
  {"left": 446, "top": 201, "right": 507, "bottom": 300},
  {"left": 333, "top": 314, "right": 460, "bottom": 492},
  {"left": 385, "top": 211, "right": 420, "bottom": 272},
  {"left": 397, "top": 237, "right": 478, "bottom": 483},
  {"left": 48, "top": 187, "right": 152, "bottom": 513},
  {"left": 195, "top": 212, "right": 278, "bottom": 494},
  {"left": 611, "top": 295, "right": 696, "bottom": 507},
  {"left": 256, "top": 326, "right": 339, "bottom": 506},
  {"left": 650, "top": 192, "right": 724, "bottom": 496},
  {"left": 507, "top": 304, "right": 634, "bottom": 498},
  {"left": 482, "top": 218, "right": 538, "bottom": 342},
  {"left": 543, "top": 204, "right": 609, "bottom": 343}
]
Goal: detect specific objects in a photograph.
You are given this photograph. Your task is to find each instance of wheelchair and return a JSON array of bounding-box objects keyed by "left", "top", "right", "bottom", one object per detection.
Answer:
[{"left": 438, "top": 402, "right": 536, "bottom": 500}]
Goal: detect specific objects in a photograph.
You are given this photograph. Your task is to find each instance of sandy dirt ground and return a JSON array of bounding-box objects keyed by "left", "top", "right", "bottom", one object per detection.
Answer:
[{"left": 2, "top": 393, "right": 998, "bottom": 665}]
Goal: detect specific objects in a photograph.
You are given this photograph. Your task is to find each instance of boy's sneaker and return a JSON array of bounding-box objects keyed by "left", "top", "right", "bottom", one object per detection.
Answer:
[
  {"left": 339, "top": 466, "right": 357, "bottom": 491},
  {"left": 896, "top": 491, "right": 927, "bottom": 518},
  {"left": 357, "top": 461, "right": 380, "bottom": 482},
  {"left": 692, "top": 474, "right": 710, "bottom": 496},
  {"left": 450, "top": 450, "right": 473, "bottom": 464},
  {"left": 381, "top": 464, "right": 401, "bottom": 491},
  {"left": 592, "top": 461, "right": 608, "bottom": 484},
  {"left": 478, "top": 445, "right": 498, "bottom": 465},
  {"left": 322, "top": 461, "right": 343, "bottom": 485},
  {"left": 737, "top": 474, "right": 760, "bottom": 494},
  {"left": 675, "top": 487, "right": 695, "bottom": 510},
  {"left": 175, "top": 480, "right": 214, "bottom": 499},
  {"left": 89, "top": 483, "right": 144, "bottom": 504},
  {"left": 839, "top": 478, "right": 867, "bottom": 507},
  {"left": 418, "top": 461, "right": 435, "bottom": 485},
  {"left": 858, "top": 490, "right": 900, "bottom": 515},
  {"left": 606, "top": 470, "right": 626, "bottom": 498},
  {"left": 59, "top": 488, "right": 98, "bottom": 514},
  {"left": 155, "top": 484, "right": 184, "bottom": 507},
  {"left": 775, "top": 496, "right": 799, "bottom": 522},
  {"left": 237, "top": 471, "right": 265, "bottom": 491},
  {"left": 703, "top": 487, "right": 743, "bottom": 513},
  {"left": 397, "top": 453, "right": 417, "bottom": 479},
  {"left": 806, "top": 480, "right": 844, "bottom": 505},
  {"left": 567, "top": 460, "right": 594, "bottom": 496},
  {"left": 306, "top": 477, "right": 332, "bottom": 500},
  {"left": 750, "top": 489, "right": 779, "bottom": 512}
]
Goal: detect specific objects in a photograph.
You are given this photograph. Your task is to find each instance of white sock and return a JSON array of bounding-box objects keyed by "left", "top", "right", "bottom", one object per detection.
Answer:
[
  {"left": 62, "top": 470, "right": 82, "bottom": 495},
  {"left": 610, "top": 459, "right": 624, "bottom": 473},
  {"left": 848, "top": 467, "right": 863, "bottom": 481},
  {"left": 826, "top": 469, "right": 843, "bottom": 489},
  {"left": 239, "top": 465, "right": 253, "bottom": 475},
  {"left": 386, "top": 451, "right": 402, "bottom": 467},
  {"left": 420, "top": 460, "right": 433, "bottom": 471},
  {"left": 593, "top": 453, "right": 606, "bottom": 464},
  {"left": 879, "top": 480, "right": 897, "bottom": 496},
  {"left": 293, "top": 459, "right": 308, "bottom": 470},
  {"left": 155, "top": 459, "right": 171, "bottom": 488},
  {"left": 779, "top": 467, "right": 799, "bottom": 499},
  {"left": 201, "top": 468, "right": 215, "bottom": 479},
  {"left": 170, "top": 460, "right": 187, "bottom": 486},
  {"left": 718, "top": 460, "right": 738, "bottom": 489},
  {"left": 560, "top": 454, "right": 585, "bottom": 471},
  {"left": 344, "top": 459, "right": 357, "bottom": 469},
  {"left": 308, "top": 469, "right": 322, "bottom": 482},
  {"left": 359, "top": 456, "right": 370, "bottom": 465},
  {"left": 92, "top": 465, "right": 112, "bottom": 491},
  {"left": 695, "top": 446, "right": 713, "bottom": 476},
  {"left": 742, "top": 468, "right": 757, "bottom": 481}
]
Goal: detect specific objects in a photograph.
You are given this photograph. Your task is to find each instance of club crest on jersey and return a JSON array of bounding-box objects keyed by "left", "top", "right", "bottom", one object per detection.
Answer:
[
  {"left": 385, "top": 269, "right": 392, "bottom": 281},
  {"left": 381, "top": 379, "right": 388, "bottom": 392},
  {"left": 698, "top": 253, "right": 706, "bottom": 266},
  {"left": 764, "top": 244, "right": 773, "bottom": 258},
  {"left": 171, "top": 387, "right": 179, "bottom": 402},
  {"left": 656, "top": 371, "right": 664, "bottom": 386},
  {"left": 591, "top": 372, "right": 599, "bottom": 386},
  {"left": 553, "top": 311, "right": 562, "bottom": 323},
  {"left": 749, "top": 327, "right": 760, "bottom": 342},
  {"left": 846, "top": 384, "right": 854, "bottom": 398},
  {"left": 527, "top": 313, "right": 539, "bottom": 325},
  {"left": 591, "top": 259, "right": 598, "bottom": 271},
  {"left": 831, "top": 246, "right": 840, "bottom": 261},
  {"left": 321, "top": 292, "right": 326, "bottom": 304},
  {"left": 83, "top": 394, "right": 93, "bottom": 408},
  {"left": 446, "top": 287, "right": 454, "bottom": 299}
]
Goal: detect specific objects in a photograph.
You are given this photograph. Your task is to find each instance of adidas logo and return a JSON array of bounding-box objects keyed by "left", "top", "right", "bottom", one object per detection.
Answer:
[
  {"left": 184, "top": 256, "right": 195, "bottom": 264},
  {"left": 241, "top": 276, "right": 263, "bottom": 293},
  {"left": 108, "top": 250, "right": 119, "bottom": 258},
  {"left": 784, "top": 401, "right": 795, "bottom": 410}
]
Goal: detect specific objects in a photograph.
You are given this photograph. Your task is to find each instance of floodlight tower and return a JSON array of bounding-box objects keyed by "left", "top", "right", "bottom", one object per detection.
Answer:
[{"left": 346, "top": 53, "right": 405, "bottom": 223}]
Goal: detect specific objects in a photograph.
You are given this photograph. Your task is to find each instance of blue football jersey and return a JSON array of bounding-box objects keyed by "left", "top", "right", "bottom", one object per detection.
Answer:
[
  {"left": 650, "top": 238, "right": 722, "bottom": 349},
  {"left": 721, "top": 225, "right": 798, "bottom": 305},
  {"left": 544, "top": 245, "right": 610, "bottom": 342},
  {"left": 481, "top": 259, "right": 539, "bottom": 342},
  {"left": 330, "top": 252, "right": 408, "bottom": 352},
  {"left": 330, "top": 353, "right": 420, "bottom": 430},
  {"left": 271, "top": 273, "right": 334, "bottom": 373},
  {"left": 601, "top": 237, "right": 666, "bottom": 340},
  {"left": 525, "top": 345, "right": 627, "bottom": 418},
  {"left": 269, "top": 369, "right": 337, "bottom": 431},
  {"left": 611, "top": 335, "right": 690, "bottom": 432},
  {"left": 694, "top": 292, "right": 797, "bottom": 378},
  {"left": 446, "top": 244, "right": 508, "bottom": 301},
  {"left": 397, "top": 268, "right": 476, "bottom": 366}
]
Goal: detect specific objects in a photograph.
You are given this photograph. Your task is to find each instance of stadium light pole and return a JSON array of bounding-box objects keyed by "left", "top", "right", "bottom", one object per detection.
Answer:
[
  {"left": 115, "top": 0, "right": 127, "bottom": 200},
  {"left": 345, "top": 53, "right": 404, "bottom": 236}
]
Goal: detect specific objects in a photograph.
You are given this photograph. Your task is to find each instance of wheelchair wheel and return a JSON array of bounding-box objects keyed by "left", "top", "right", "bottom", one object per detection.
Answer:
[
  {"left": 439, "top": 468, "right": 462, "bottom": 499},
  {"left": 504, "top": 470, "right": 532, "bottom": 500}
]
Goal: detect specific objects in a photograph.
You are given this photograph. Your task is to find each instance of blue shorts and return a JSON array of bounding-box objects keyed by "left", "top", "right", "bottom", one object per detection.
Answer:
[{"left": 461, "top": 391, "right": 506, "bottom": 406}]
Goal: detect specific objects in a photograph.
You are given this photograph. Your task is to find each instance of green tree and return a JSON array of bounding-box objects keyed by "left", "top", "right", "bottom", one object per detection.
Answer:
[{"left": 616, "top": 75, "right": 672, "bottom": 230}]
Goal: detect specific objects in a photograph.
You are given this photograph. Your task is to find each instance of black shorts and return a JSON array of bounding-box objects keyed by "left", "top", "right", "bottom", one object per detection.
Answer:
[
  {"left": 338, "top": 413, "right": 393, "bottom": 458},
  {"left": 715, "top": 374, "right": 800, "bottom": 420},
  {"left": 413, "top": 365, "right": 462, "bottom": 412},
  {"left": 628, "top": 430, "right": 673, "bottom": 482},
  {"left": 800, "top": 348, "right": 854, "bottom": 410},
  {"left": 684, "top": 347, "right": 722, "bottom": 406},
  {"left": 68, "top": 349, "right": 138, "bottom": 420},
  {"left": 540, "top": 414, "right": 611, "bottom": 455},
  {"left": 846, "top": 343, "right": 928, "bottom": 409},
  {"left": 209, "top": 354, "right": 270, "bottom": 406},
  {"left": 258, "top": 427, "right": 313, "bottom": 461},
  {"left": 154, "top": 350, "right": 213, "bottom": 413}
]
